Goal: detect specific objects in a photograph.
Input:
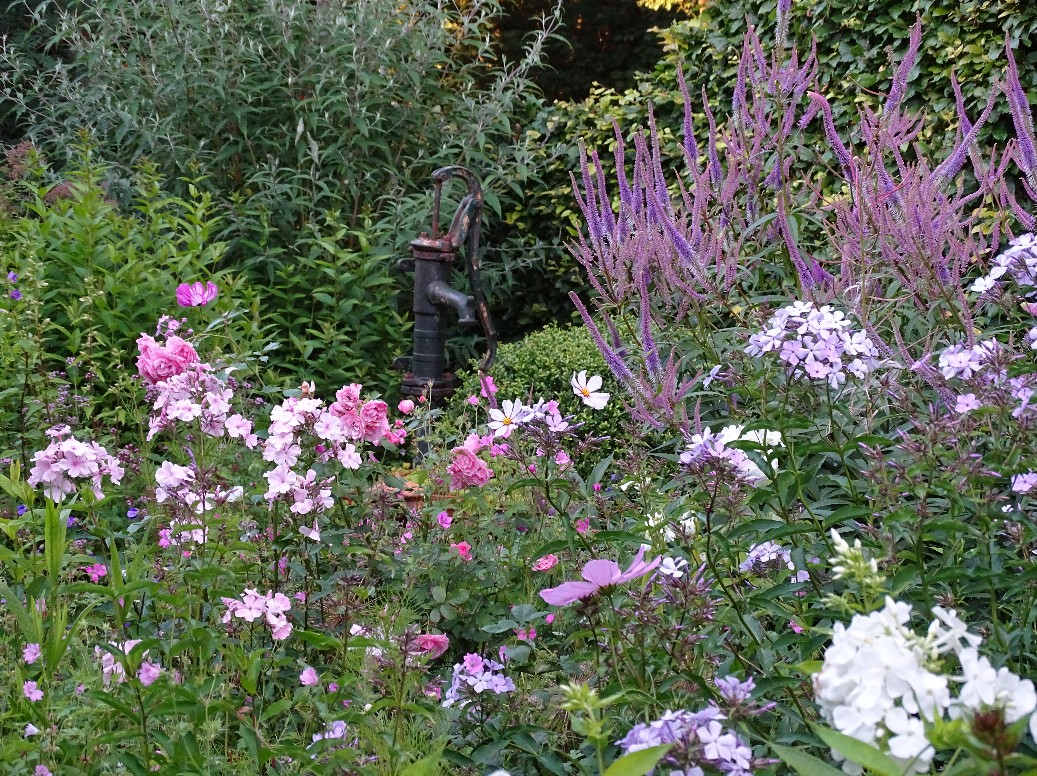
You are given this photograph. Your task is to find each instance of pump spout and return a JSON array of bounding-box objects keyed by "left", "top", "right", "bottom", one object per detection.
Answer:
[{"left": 427, "top": 280, "right": 476, "bottom": 328}]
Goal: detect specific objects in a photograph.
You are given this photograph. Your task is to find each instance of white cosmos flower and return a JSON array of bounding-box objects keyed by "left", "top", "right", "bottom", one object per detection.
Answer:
[
  {"left": 571, "top": 370, "right": 610, "bottom": 410},
  {"left": 487, "top": 399, "right": 530, "bottom": 438}
]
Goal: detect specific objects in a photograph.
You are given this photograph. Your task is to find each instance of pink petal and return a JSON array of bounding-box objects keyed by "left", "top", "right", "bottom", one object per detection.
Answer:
[
  {"left": 539, "top": 580, "right": 599, "bottom": 606},
  {"left": 581, "top": 559, "right": 621, "bottom": 587}
]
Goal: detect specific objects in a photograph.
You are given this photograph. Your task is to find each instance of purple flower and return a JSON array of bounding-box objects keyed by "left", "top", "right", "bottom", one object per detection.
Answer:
[
  {"left": 7, "top": 271, "right": 17, "bottom": 282},
  {"left": 175, "top": 281, "right": 219, "bottom": 307},
  {"left": 10, "top": 289, "right": 21, "bottom": 301},
  {"left": 126, "top": 507, "right": 139, "bottom": 519},
  {"left": 17, "top": 504, "right": 26, "bottom": 516},
  {"left": 23, "top": 680, "right": 43, "bottom": 702},
  {"left": 540, "top": 545, "right": 661, "bottom": 606}
]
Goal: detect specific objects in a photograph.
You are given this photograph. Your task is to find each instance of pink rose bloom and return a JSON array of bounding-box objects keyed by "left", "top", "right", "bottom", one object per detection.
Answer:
[
  {"left": 532, "top": 554, "right": 559, "bottom": 572},
  {"left": 175, "top": 281, "right": 219, "bottom": 307},
  {"left": 329, "top": 383, "right": 362, "bottom": 416},
  {"left": 136, "top": 334, "right": 200, "bottom": 385},
  {"left": 416, "top": 633, "right": 450, "bottom": 658},
  {"left": 359, "top": 400, "right": 390, "bottom": 443},
  {"left": 447, "top": 447, "right": 493, "bottom": 491},
  {"left": 451, "top": 541, "right": 473, "bottom": 561},
  {"left": 300, "top": 666, "right": 320, "bottom": 687},
  {"left": 397, "top": 399, "right": 415, "bottom": 414}
]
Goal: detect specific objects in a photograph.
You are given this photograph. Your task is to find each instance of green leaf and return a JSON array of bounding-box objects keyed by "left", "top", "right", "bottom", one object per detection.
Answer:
[
  {"left": 810, "top": 725, "right": 909, "bottom": 776},
  {"left": 770, "top": 743, "right": 848, "bottom": 776},
  {"left": 602, "top": 745, "right": 671, "bottom": 776},
  {"left": 400, "top": 746, "right": 443, "bottom": 776}
]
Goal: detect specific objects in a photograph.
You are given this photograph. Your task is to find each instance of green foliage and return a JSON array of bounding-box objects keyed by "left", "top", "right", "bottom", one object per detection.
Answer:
[
  {"left": 248, "top": 214, "right": 409, "bottom": 396},
  {"left": 453, "top": 323, "right": 628, "bottom": 443},
  {"left": 0, "top": 142, "right": 262, "bottom": 450}
]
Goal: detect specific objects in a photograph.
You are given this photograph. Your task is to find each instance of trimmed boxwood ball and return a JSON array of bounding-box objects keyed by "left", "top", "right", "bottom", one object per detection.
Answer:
[{"left": 453, "top": 323, "right": 629, "bottom": 445}]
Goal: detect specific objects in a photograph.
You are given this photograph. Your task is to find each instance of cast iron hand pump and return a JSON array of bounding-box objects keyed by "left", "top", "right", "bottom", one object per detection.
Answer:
[{"left": 396, "top": 166, "right": 497, "bottom": 403}]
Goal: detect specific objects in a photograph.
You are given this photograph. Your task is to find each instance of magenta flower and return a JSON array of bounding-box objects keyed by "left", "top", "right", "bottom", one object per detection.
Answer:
[
  {"left": 175, "top": 281, "right": 219, "bottom": 307},
  {"left": 299, "top": 666, "right": 320, "bottom": 687},
  {"left": 23, "top": 642, "right": 41, "bottom": 664},
  {"left": 539, "top": 545, "right": 661, "bottom": 606}
]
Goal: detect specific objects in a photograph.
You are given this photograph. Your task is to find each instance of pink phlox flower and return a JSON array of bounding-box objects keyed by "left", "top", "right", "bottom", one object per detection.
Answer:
[
  {"left": 540, "top": 545, "right": 661, "bottom": 606},
  {"left": 300, "top": 519, "right": 321, "bottom": 542},
  {"left": 299, "top": 666, "right": 320, "bottom": 687},
  {"left": 23, "top": 680, "right": 43, "bottom": 701},
  {"left": 175, "top": 280, "right": 219, "bottom": 307},
  {"left": 23, "top": 642, "right": 41, "bottom": 664}
]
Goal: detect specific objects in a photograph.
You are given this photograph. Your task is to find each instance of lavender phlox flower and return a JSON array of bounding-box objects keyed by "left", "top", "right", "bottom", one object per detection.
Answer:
[
  {"left": 746, "top": 301, "right": 882, "bottom": 389},
  {"left": 1011, "top": 471, "right": 1037, "bottom": 494},
  {"left": 442, "top": 654, "right": 515, "bottom": 708},
  {"left": 937, "top": 339, "right": 998, "bottom": 380},
  {"left": 680, "top": 424, "right": 782, "bottom": 487},
  {"left": 970, "top": 233, "right": 1037, "bottom": 295},
  {"left": 539, "top": 544, "right": 661, "bottom": 606}
]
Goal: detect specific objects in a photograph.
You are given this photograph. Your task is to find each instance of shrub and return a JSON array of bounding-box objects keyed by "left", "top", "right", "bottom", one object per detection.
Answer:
[{"left": 452, "top": 323, "right": 628, "bottom": 444}]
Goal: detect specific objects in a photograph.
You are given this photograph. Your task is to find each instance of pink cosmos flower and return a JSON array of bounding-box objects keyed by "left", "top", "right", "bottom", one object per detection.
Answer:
[
  {"left": 532, "top": 554, "right": 559, "bottom": 571},
  {"left": 416, "top": 633, "right": 450, "bottom": 658},
  {"left": 23, "top": 642, "right": 41, "bottom": 664},
  {"left": 451, "top": 541, "right": 473, "bottom": 561},
  {"left": 23, "top": 680, "right": 43, "bottom": 702},
  {"left": 539, "top": 545, "right": 661, "bottom": 606},
  {"left": 299, "top": 666, "right": 320, "bottom": 687},
  {"left": 176, "top": 281, "right": 219, "bottom": 307}
]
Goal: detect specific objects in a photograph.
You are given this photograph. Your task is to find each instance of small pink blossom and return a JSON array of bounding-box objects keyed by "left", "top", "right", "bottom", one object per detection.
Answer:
[
  {"left": 23, "top": 680, "right": 43, "bottom": 702},
  {"left": 554, "top": 450, "right": 571, "bottom": 467},
  {"left": 23, "top": 642, "right": 41, "bottom": 664},
  {"left": 82, "top": 563, "right": 107, "bottom": 583},
  {"left": 447, "top": 447, "right": 493, "bottom": 490},
  {"left": 437, "top": 510, "right": 453, "bottom": 529},
  {"left": 328, "top": 682, "right": 339, "bottom": 692},
  {"left": 545, "top": 614, "right": 555, "bottom": 624},
  {"left": 451, "top": 541, "right": 473, "bottom": 561},
  {"left": 137, "top": 661, "right": 163, "bottom": 686},
  {"left": 789, "top": 620, "right": 805, "bottom": 634},
  {"left": 516, "top": 627, "right": 537, "bottom": 641},
  {"left": 532, "top": 554, "right": 559, "bottom": 571},
  {"left": 35, "top": 766, "right": 52, "bottom": 776},
  {"left": 175, "top": 280, "right": 219, "bottom": 307},
  {"left": 479, "top": 375, "right": 498, "bottom": 397},
  {"left": 575, "top": 518, "right": 591, "bottom": 535},
  {"left": 300, "top": 666, "right": 320, "bottom": 687},
  {"left": 466, "top": 394, "right": 480, "bottom": 406},
  {"left": 397, "top": 399, "right": 415, "bottom": 414}
]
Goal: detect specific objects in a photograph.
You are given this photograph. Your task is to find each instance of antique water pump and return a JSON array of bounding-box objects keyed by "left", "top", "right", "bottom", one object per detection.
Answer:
[{"left": 395, "top": 166, "right": 497, "bottom": 403}]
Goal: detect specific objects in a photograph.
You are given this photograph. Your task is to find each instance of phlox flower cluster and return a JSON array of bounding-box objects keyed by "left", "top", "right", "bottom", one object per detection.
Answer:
[
  {"left": 745, "top": 301, "right": 882, "bottom": 389},
  {"left": 739, "top": 540, "right": 811, "bottom": 583},
  {"left": 441, "top": 653, "right": 515, "bottom": 708},
  {"left": 679, "top": 425, "right": 782, "bottom": 486},
  {"left": 969, "top": 233, "right": 1037, "bottom": 295},
  {"left": 814, "top": 597, "right": 1037, "bottom": 775},
  {"left": 937, "top": 340, "right": 999, "bottom": 380},
  {"left": 261, "top": 384, "right": 399, "bottom": 514},
  {"left": 221, "top": 588, "right": 293, "bottom": 641},
  {"left": 146, "top": 361, "right": 256, "bottom": 445},
  {"left": 28, "top": 425, "right": 124, "bottom": 502},
  {"left": 155, "top": 460, "right": 244, "bottom": 516},
  {"left": 617, "top": 676, "right": 771, "bottom": 775},
  {"left": 95, "top": 640, "right": 163, "bottom": 687}
]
